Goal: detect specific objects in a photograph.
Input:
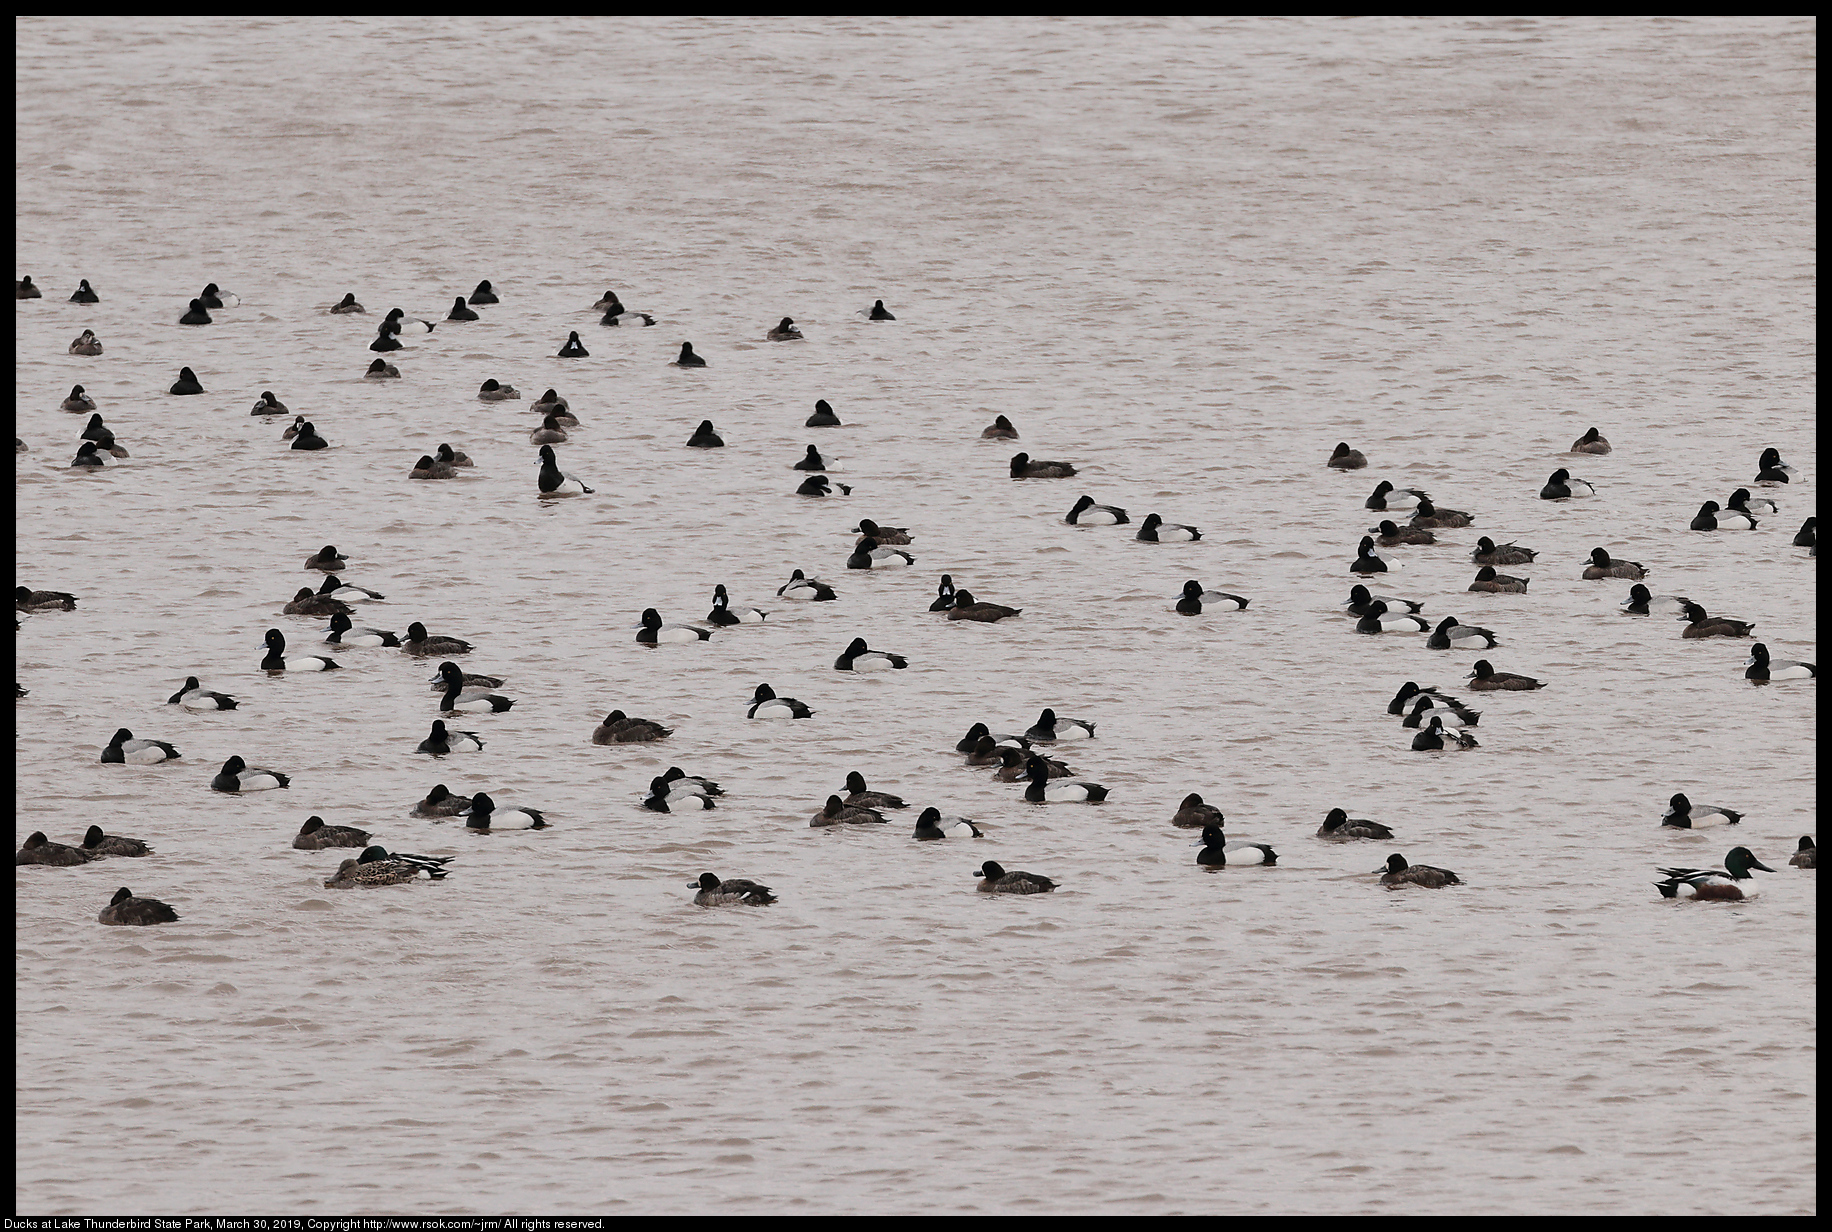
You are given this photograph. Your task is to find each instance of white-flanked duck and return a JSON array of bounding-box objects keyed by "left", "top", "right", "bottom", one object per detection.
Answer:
[
  {"left": 1025, "top": 708, "right": 1094, "bottom": 742},
  {"left": 1539, "top": 468, "right": 1595, "bottom": 500},
  {"left": 1620, "top": 585, "right": 1690, "bottom": 616},
  {"left": 167, "top": 676, "right": 237, "bottom": 710},
  {"left": 262, "top": 629, "right": 341, "bottom": 672},
  {"left": 1356, "top": 601, "right": 1430, "bottom": 634},
  {"left": 211, "top": 755, "right": 290, "bottom": 792},
  {"left": 1346, "top": 586, "right": 1422, "bottom": 617},
  {"left": 1365, "top": 480, "right": 1429, "bottom": 511},
  {"left": 1022, "top": 756, "right": 1106, "bottom": 803},
  {"left": 1655, "top": 847, "right": 1775, "bottom": 901},
  {"left": 1194, "top": 824, "right": 1276, "bottom": 866},
  {"left": 1426, "top": 617, "right": 1498, "bottom": 650},
  {"left": 1066, "top": 495, "right": 1129, "bottom": 525},
  {"left": 777, "top": 569, "right": 837, "bottom": 601},
  {"left": 747, "top": 683, "right": 813, "bottom": 719},
  {"left": 1137, "top": 513, "right": 1201, "bottom": 542},
  {"left": 1350, "top": 537, "right": 1390, "bottom": 575},
  {"left": 645, "top": 775, "right": 714, "bottom": 812},
  {"left": 1410, "top": 716, "right": 1479, "bottom": 751},
  {"left": 1660, "top": 793, "right": 1742, "bottom": 829},
  {"left": 638, "top": 608, "right": 712, "bottom": 645},
  {"left": 1744, "top": 643, "right": 1814, "bottom": 682},
  {"left": 1402, "top": 695, "right": 1479, "bottom": 729},
  {"left": 707, "top": 585, "right": 766, "bottom": 625},
  {"left": 537, "top": 444, "right": 593, "bottom": 495},
  {"left": 324, "top": 613, "right": 401, "bottom": 647},
  {"left": 418, "top": 720, "right": 484, "bottom": 755},
  {"left": 463, "top": 793, "right": 547, "bottom": 831},
  {"left": 1690, "top": 500, "right": 1755, "bottom": 531},
  {"left": 913, "top": 808, "right": 982, "bottom": 840},
  {"left": 846, "top": 538, "right": 913, "bottom": 570},
  {"left": 101, "top": 728, "right": 180, "bottom": 765},
  {"left": 834, "top": 637, "right": 907, "bottom": 672},
  {"left": 436, "top": 662, "right": 515, "bottom": 712}
]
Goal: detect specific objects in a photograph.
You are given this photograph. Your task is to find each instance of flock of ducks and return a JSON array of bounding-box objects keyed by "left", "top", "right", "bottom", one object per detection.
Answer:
[{"left": 15, "top": 274, "right": 1817, "bottom": 917}]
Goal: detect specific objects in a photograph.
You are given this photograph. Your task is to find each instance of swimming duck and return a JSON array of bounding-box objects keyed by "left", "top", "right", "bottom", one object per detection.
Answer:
[
  {"left": 410, "top": 454, "right": 456, "bottom": 480},
  {"left": 645, "top": 775, "right": 715, "bottom": 812},
  {"left": 477, "top": 379, "right": 520, "bottom": 401},
  {"left": 638, "top": 609, "right": 712, "bottom": 645},
  {"left": 69, "top": 441, "right": 108, "bottom": 468},
  {"left": 167, "top": 676, "right": 238, "bottom": 710},
  {"left": 68, "top": 329, "right": 104, "bottom": 355},
  {"left": 1378, "top": 854, "right": 1460, "bottom": 888},
  {"left": 1582, "top": 548, "right": 1646, "bottom": 580},
  {"left": 556, "top": 331, "right": 589, "bottom": 357},
  {"left": 330, "top": 292, "right": 364, "bottom": 314},
  {"left": 369, "top": 326, "right": 403, "bottom": 352},
  {"left": 17, "top": 275, "right": 42, "bottom": 298},
  {"left": 1171, "top": 793, "right": 1224, "bottom": 828},
  {"left": 1137, "top": 513, "right": 1201, "bottom": 542},
  {"left": 747, "top": 683, "right": 813, "bottom": 719},
  {"left": 1385, "top": 681, "right": 1467, "bottom": 716},
  {"left": 303, "top": 546, "right": 347, "bottom": 574},
  {"left": 1066, "top": 495, "right": 1129, "bottom": 525},
  {"left": 692, "top": 872, "right": 777, "bottom": 905},
  {"left": 592, "top": 291, "right": 625, "bottom": 312},
  {"left": 435, "top": 443, "right": 473, "bottom": 468},
  {"left": 1426, "top": 617, "right": 1498, "bottom": 650},
  {"left": 262, "top": 628, "right": 341, "bottom": 672},
  {"left": 1470, "top": 537, "right": 1537, "bottom": 566},
  {"left": 1468, "top": 566, "right": 1529, "bottom": 593},
  {"left": 957, "top": 723, "right": 1030, "bottom": 753},
  {"left": 834, "top": 637, "right": 907, "bottom": 671},
  {"left": 424, "top": 667, "right": 503, "bottom": 694},
  {"left": 963, "top": 736, "right": 1007, "bottom": 767},
  {"left": 591, "top": 710, "right": 672, "bottom": 744},
  {"left": 1539, "top": 468, "right": 1595, "bottom": 499},
  {"left": 1355, "top": 601, "right": 1430, "bottom": 634},
  {"left": 364, "top": 358, "right": 399, "bottom": 378},
  {"left": 842, "top": 772, "right": 907, "bottom": 810},
  {"left": 211, "top": 755, "right": 291, "bottom": 792},
  {"left": 101, "top": 728, "right": 180, "bottom": 765},
  {"left": 1194, "top": 824, "right": 1276, "bottom": 866},
  {"left": 436, "top": 661, "right": 515, "bottom": 712},
  {"left": 1570, "top": 427, "right": 1611, "bottom": 454},
  {"left": 1024, "top": 759, "right": 1107, "bottom": 803},
  {"left": 1725, "top": 488, "right": 1778, "bottom": 519},
  {"left": 61, "top": 385, "right": 97, "bottom": 413},
  {"left": 445, "top": 296, "right": 478, "bottom": 322},
  {"left": 178, "top": 299, "right": 212, "bottom": 326},
  {"left": 1026, "top": 708, "right": 1095, "bottom": 742},
  {"left": 1793, "top": 517, "right": 1816, "bottom": 548},
  {"left": 283, "top": 587, "right": 351, "bottom": 618},
  {"left": 767, "top": 317, "right": 803, "bottom": 341},
  {"left": 537, "top": 444, "right": 593, "bottom": 495},
  {"left": 81, "top": 826, "right": 152, "bottom": 857},
  {"left": 1466, "top": 660, "right": 1543, "bottom": 691},
  {"left": 1789, "top": 837, "right": 1815, "bottom": 868},
  {"left": 17, "top": 586, "right": 78, "bottom": 612},
  {"left": 1401, "top": 694, "right": 1480, "bottom": 728},
  {"left": 948, "top": 590, "right": 1022, "bottom": 622},
  {"left": 1410, "top": 715, "right": 1480, "bottom": 751},
  {"left": 811, "top": 795, "right": 886, "bottom": 826},
  {"left": 981, "top": 414, "right": 1019, "bottom": 439},
  {"left": 913, "top": 808, "right": 982, "bottom": 839},
  {"left": 600, "top": 305, "right": 656, "bottom": 326},
  {"left": 976, "top": 861, "right": 1057, "bottom": 894},
  {"left": 199, "top": 283, "right": 238, "bottom": 309},
  {"left": 289, "top": 422, "right": 329, "bottom": 451},
  {"left": 1365, "top": 481, "right": 1429, "bottom": 511},
  {"left": 672, "top": 342, "right": 706, "bottom": 367},
  {"left": 1327, "top": 442, "right": 1367, "bottom": 469},
  {"left": 1743, "top": 643, "right": 1814, "bottom": 682},
  {"left": 793, "top": 445, "right": 828, "bottom": 471},
  {"left": 463, "top": 793, "right": 547, "bottom": 831},
  {"left": 868, "top": 300, "right": 896, "bottom": 320},
  {"left": 686, "top": 420, "right": 724, "bottom": 448},
  {"left": 706, "top": 585, "right": 766, "bottom": 626},
  {"left": 530, "top": 413, "right": 570, "bottom": 445},
  {"left": 1408, "top": 500, "right": 1475, "bottom": 529},
  {"left": 402, "top": 622, "right": 471, "bottom": 657},
  {"left": 1660, "top": 793, "right": 1743, "bottom": 829},
  {"left": 1371, "top": 519, "right": 1435, "bottom": 547},
  {"left": 1345, "top": 586, "right": 1421, "bottom": 617},
  {"left": 1655, "top": 847, "right": 1775, "bottom": 901},
  {"left": 1679, "top": 603, "right": 1755, "bottom": 639},
  {"left": 15, "top": 832, "right": 97, "bottom": 866},
  {"left": 1010, "top": 452, "right": 1077, "bottom": 479},
  {"left": 661, "top": 767, "right": 723, "bottom": 798},
  {"left": 805, "top": 399, "right": 841, "bottom": 427},
  {"left": 281, "top": 416, "right": 308, "bottom": 440},
  {"left": 1754, "top": 447, "right": 1794, "bottom": 484},
  {"left": 1690, "top": 501, "right": 1755, "bottom": 532},
  {"left": 325, "top": 846, "right": 453, "bottom": 888},
  {"left": 381, "top": 307, "right": 431, "bottom": 334},
  {"left": 993, "top": 746, "right": 1072, "bottom": 781},
  {"left": 412, "top": 784, "right": 473, "bottom": 817},
  {"left": 797, "top": 475, "right": 852, "bottom": 497},
  {"left": 97, "top": 887, "right": 179, "bottom": 925},
  {"left": 418, "top": 719, "right": 485, "bottom": 755},
  {"left": 1317, "top": 808, "right": 1394, "bottom": 840},
  {"left": 1176, "top": 581, "right": 1248, "bottom": 613},
  {"left": 1620, "top": 585, "right": 1690, "bottom": 616},
  {"left": 854, "top": 519, "right": 910, "bottom": 545},
  {"left": 1350, "top": 537, "right": 1390, "bottom": 575},
  {"left": 77, "top": 420, "right": 123, "bottom": 459},
  {"left": 294, "top": 816, "right": 372, "bottom": 849},
  {"left": 847, "top": 538, "right": 914, "bottom": 570},
  {"left": 777, "top": 569, "right": 837, "bottom": 601}
]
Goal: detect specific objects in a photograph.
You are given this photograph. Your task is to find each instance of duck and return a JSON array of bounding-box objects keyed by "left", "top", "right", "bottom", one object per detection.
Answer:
[
  {"left": 976, "top": 861, "right": 1057, "bottom": 894},
  {"left": 1793, "top": 517, "right": 1816, "bottom": 548},
  {"left": 1426, "top": 617, "right": 1498, "bottom": 650},
  {"left": 364, "top": 357, "right": 399, "bottom": 378},
  {"left": 302, "top": 545, "right": 346, "bottom": 573},
  {"left": 178, "top": 299, "right": 213, "bottom": 326},
  {"left": 703, "top": 585, "right": 765, "bottom": 626},
  {"left": 1408, "top": 500, "right": 1475, "bottom": 529},
  {"left": 1582, "top": 548, "right": 1647, "bottom": 580},
  {"left": 477, "top": 379, "right": 520, "bottom": 401},
  {"left": 1539, "top": 468, "right": 1595, "bottom": 500},
  {"left": 1655, "top": 847, "right": 1775, "bottom": 901},
  {"left": 1789, "top": 836, "right": 1815, "bottom": 868},
  {"left": 1365, "top": 480, "right": 1429, "bottom": 511},
  {"left": 846, "top": 538, "right": 914, "bottom": 570},
  {"left": 777, "top": 569, "right": 837, "bottom": 601},
  {"left": 747, "top": 683, "right": 813, "bottom": 719},
  {"left": 600, "top": 305, "right": 656, "bottom": 327},
  {"left": 79, "top": 421, "right": 124, "bottom": 459},
  {"left": 425, "top": 667, "right": 503, "bottom": 694},
  {"left": 402, "top": 622, "right": 472, "bottom": 657},
  {"left": 842, "top": 772, "right": 907, "bottom": 810},
  {"left": 17, "top": 275, "right": 42, "bottom": 298},
  {"left": 17, "top": 586, "right": 79, "bottom": 612},
  {"left": 369, "top": 326, "right": 403, "bottom": 352},
  {"left": 324, "top": 847, "right": 453, "bottom": 888},
  {"left": 69, "top": 442, "right": 109, "bottom": 469},
  {"left": 811, "top": 795, "right": 886, "bottom": 826},
  {"left": 81, "top": 826, "right": 152, "bottom": 857},
  {"left": 1010, "top": 452, "right": 1077, "bottom": 479},
  {"left": 382, "top": 307, "right": 432, "bottom": 334},
  {"left": 556, "top": 331, "right": 590, "bottom": 357},
  {"left": 1327, "top": 442, "right": 1367, "bottom": 469},
  {"left": 660, "top": 767, "right": 723, "bottom": 798},
  {"left": 1194, "top": 824, "right": 1276, "bottom": 866},
  {"left": 1470, "top": 537, "right": 1537, "bottom": 566},
  {"left": 1171, "top": 793, "right": 1224, "bottom": 828},
  {"left": 412, "top": 784, "right": 473, "bottom": 817},
  {"left": 1378, "top": 854, "right": 1461, "bottom": 888},
  {"left": 1345, "top": 586, "right": 1421, "bottom": 617},
  {"left": 15, "top": 832, "right": 97, "bottom": 866},
  {"left": 410, "top": 454, "right": 456, "bottom": 480},
  {"left": 60, "top": 385, "right": 97, "bottom": 413},
  {"left": 199, "top": 283, "right": 239, "bottom": 309},
  {"left": 1401, "top": 695, "right": 1480, "bottom": 729},
  {"left": 537, "top": 444, "right": 593, "bottom": 495},
  {"left": 1743, "top": 643, "right": 1815, "bottom": 682},
  {"left": 1724, "top": 489, "right": 1778, "bottom": 521},
  {"left": 1371, "top": 519, "right": 1435, "bottom": 547},
  {"left": 1620, "top": 584, "right": 1690, "bottom": 616},
  {"left": 645, "top": 775, "right": 715, "bottom": 812},
  {"left": 280, "top": 416, "right": 308, "bottom": 440},
  {"left": 97, "top": 887, "right": 179, "bottom": 925},
  {"left": 445, "top": 296, "right": 478, "bottom": 322},
  {"left": 868, "top": 300, "right": 896, "bottom": 321},
  {"left": 1350, "top": 537, "right": 1390, "bottom": 575},
  {"left": 638, "top": 608, "right": 712, "bottom": 645},
  {"left": 964, "top": 736, "right": 1007, "bottom": 767},
  {"left": 101, "top": 728, "right": 180, "bottom": 765},
  {"left": 591, "top": 710, "right": 673, "bottom": 744},
  {"left": 530, "top": 413, "right": 570, "bottom": 445},
  {"left": 463, "top": 793, "right": 547, "bottom": 831},
  {"left": 692, "top": 872, "right": 777, "bottom": 906},
  {"left": 797, "top": 475, "right": 852, "bottom": 497},
  {"left": 592, "top": 291, "right": 625, "bottom": 312},
  {"left": 913, "top": 808, "right": 982, "bottom": 839},
  {"left": 1570, "top": 427, "right": 1611, "bottom": 454},
  {"left": 1026, "top": 708, "right": 1094, "bottom": 742},
  {"left": 834, "top": 637, "right": 907, "bottom": 671},
  {"left": 528, "top": 391, "right": 571, "bottom": 420},
  {"left": 1754, "top": 447, "right": 1795, "bottom": 484},
  {"left": 1176, "top": 581, "right": 1248, "bottom": 613},
  {"left": 1317, "top": 808, "right": 1394, "bottom": 841},
  {"left": 418, "top": 719, "right": 485, "bottom": 755},
  {"left": 981, "top": 414, "right": 1019, "bottom": 439},
  {"left": 1468, "top": 566, "right": 1528, "bottom": 593},
  {"left": 435, "top": 443, "right": 473, "bottom": 469},
  {"left": 766, "top": 316, "right": 803, "bottom": 341},
  {"left": 330, "top": 292, "right": 364, "bottom": 314},
  {"left": 167, "top": 676, "right": 238, "bottom": 710},
  {"left": 68, "top": 329, "right": 104, "bottom": 355},
  {"left": 261, "top": 628, "right": 340, "bottom": 672},
  {"left": 1690, "top": 500, "right": 1755, "bottom": 531},
  {"left": 793, "top": 445, "right": 828, "bottom": 471},
  {"left": 1679, "top": 603, "right": 1755, "bottom": 639},
  {"left": 1354, "top": 601, "right": 1430, "bottom": 634},
  {"left": 1466, "top": 659, "right": 1543, "bottom": 691},
  {"left": 436, "top": 661, "right": 515, "bottom": 712},
  {"left": 1066, "top": 495, "right": 1129, "bottom": 525},
  {"left": 854, "top": 519, "right": 910, "bottom": 545},
  {"left": 289, "top": 422, "right": 329, "bottom": 451},
  {"left": 947, "top": 590, "right": 1022, "bottom": 622},
  {"left": 801, "top": 399, "right": 844, "bottom": 429},
  {"left": 211, "top": 755, "right": 291, "bottom": 792},
  {"left": 1137, "top": 513, "right": 1201, "bottom": 542},
  {"left": 1411, "top": 715, "right": 1480, "bottom": 751},
  {"left": 1023, "top": 757, "right": 1107, "bottom": 804},
  {"left": 993, "top": 746, "right": 1071, "bottom": 781},
  {"left": 283, "top": 586, "right": 351, "bottom": 618},
  {"left": 685, "top": 419, "right": 724, "bottom": 448},
  {"left": 957, "top": 723, "right": 1029, "bottom": 753},
  {"left": 1660, "top": 793, "right": 1743, "bottom": 829},
  {"left": 294, "top": 816, "right": 372, "bottom": 849},
  {"left": 1385, "top": 681, "right": 1466, "bottom": 716},
  {"left": 672, "top": 342, "right": 706, "bottom": 367}
]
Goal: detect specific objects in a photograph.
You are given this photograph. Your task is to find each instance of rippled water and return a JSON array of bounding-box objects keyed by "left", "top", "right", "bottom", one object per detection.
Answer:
[{"left": 15, "top": 16, "right": 1815, "bottom": 1215}]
